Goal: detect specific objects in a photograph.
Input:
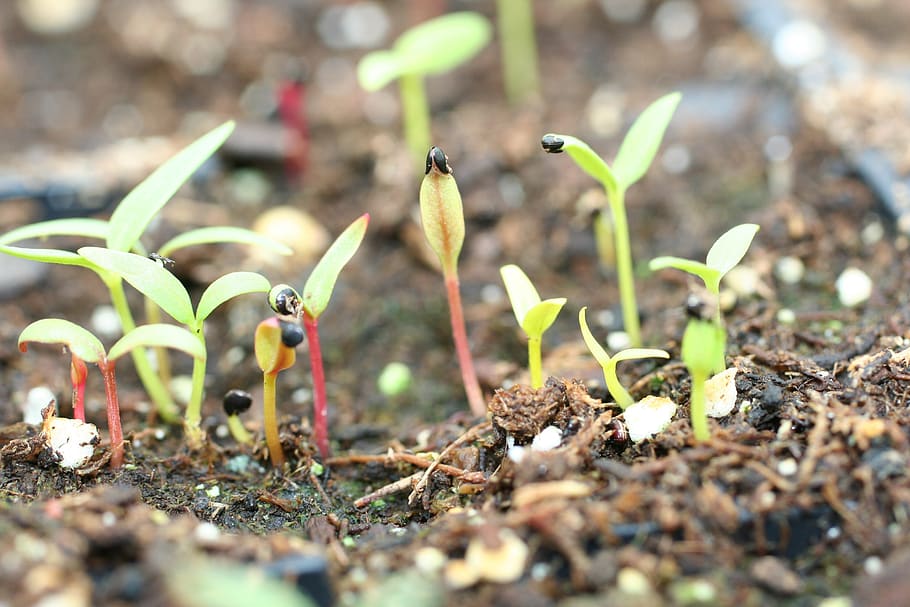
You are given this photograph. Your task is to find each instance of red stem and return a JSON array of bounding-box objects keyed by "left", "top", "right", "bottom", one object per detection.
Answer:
[
  {"left": 73, "top": 382, "right": 85, "bottom": 422},
  {"left": 99, "top": 360, "right": 124, "bottom": 468},
  {"left": 444, "top": 272, "right": 486, "bottom": 417},
  {"left": 303, "top": 313, "right": 329, "bottom": 459},
  {"left": 277, "top": 81, "right": 308, "bottom": 181}
]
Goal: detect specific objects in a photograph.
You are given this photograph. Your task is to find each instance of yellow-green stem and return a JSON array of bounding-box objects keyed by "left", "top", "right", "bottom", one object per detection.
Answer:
[
  {"left": 263, "top": 372, "right": 284, "bottom": 467},
  {"left": 105, "top": 276, "right": 180, "bottom": 422},
  {"left": 604, "top": 360, "right": 634, "bottom": 409},
  {"left": 496, "top": 0, "right": 540, "bottom": 104},
  {"left": 593, "top": 210, "right": 615, "bottom": 270},
  {"left": 528, "top": 336, "right": 543, "bottom": 389},
  {"left": 183, "top": 337, "right": 208, "bottom": 449},
  {"left": 689, "top": 370, "right": 709, "bottom": 442},
  {"left": 145, "top": 297, "right": 172, "bottom": 386},
  {"left": 227, "top": 414, "right": 252, "bottom": 445},
  {"left": 713, "top": 301, "right": 726, "bottom": 373},
  {"left": 606, "top": 185, "right": 641, "bottom": 347},
  {"left": 399, "top": 73, "right": 431, "bottom": 175}
]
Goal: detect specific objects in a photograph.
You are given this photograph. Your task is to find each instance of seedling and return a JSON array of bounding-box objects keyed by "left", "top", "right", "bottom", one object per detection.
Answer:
[
  {"left": 223, "top": 389, "right": 253, "bottom": 446},
  {"left": 77, "top": 247, "right": 273, "bottom": 449},
  {"left": 496, "top": 0, "right": 540, "bottom": 104},
  {"left": 18, "top": 319, "right": 204, "bottom": 467},
  {"left": 254, "top": 317, "right": 300, "bottom": 467},
  {"left": 0, "top": 122, "right": 291, "bottom": 422},
  {"left": 419, "top": 147, "right": 485, "bottom": 417},
  {"left": 542, "top": 92, "right": 682, "bottom": 347},
  {"left": 680, "top": 318, "right": 726, "bottom": 443},
  {"left": 578, "top": 307, "right": 669, "bottom": 409},
  {"left": 499, "top": 264, "right": 566, "bottom": 389},
  {"left": 266, "top": 213, "right": 370, "bottom": 460},
  {"left": 357, "top": 12, "right": 492, "bottom": 173},
  {"left": 649, "top": 223, "right": 759, "bottom": 370}
]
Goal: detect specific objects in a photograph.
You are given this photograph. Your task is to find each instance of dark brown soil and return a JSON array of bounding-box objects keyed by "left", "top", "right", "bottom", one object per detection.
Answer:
[{"left": 2, "top": 1, "right": 910, "bottom": 606}]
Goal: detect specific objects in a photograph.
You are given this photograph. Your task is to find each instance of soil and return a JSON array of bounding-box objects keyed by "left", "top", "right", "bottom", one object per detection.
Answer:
[{"left": 2, "top": 1, "right": 910, "bottom": 606}]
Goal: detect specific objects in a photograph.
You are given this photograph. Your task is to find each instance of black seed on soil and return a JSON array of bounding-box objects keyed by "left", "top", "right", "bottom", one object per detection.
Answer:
[{"left": 223, "top": 389, "right": 253, "bottom": 416}]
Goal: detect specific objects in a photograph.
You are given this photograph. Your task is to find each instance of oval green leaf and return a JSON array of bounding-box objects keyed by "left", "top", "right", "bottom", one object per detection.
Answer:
[
  {"left": 19, "top": 318, "right": 106, "bottom": 364},
  {"left": 649, "top": 256, "right": 720, "bottom": 294},
  {"left": 196, "top": 272, "right": 271, "bottom": 324},
  {"left": 0, "top": 218, "right": 109, "bottom": 246},
  {"left": 544, "top": 134, "right": 618, "bottom": 192},
  {"left": 578, "top": 306, "right": 611, "bottom": 368},
  {"left": 500, "top": 264, "right": 540, "bottom": 326},
  {"left": 612, "top": 348, "right": 670, "bottom": 364},
  {"left": 612, "top": 92, "right": 681, "bottom": 190},
  {"left": 108, "top": 324, "right": 205, "bottom": 362},
  {"left": 302, "top": 214, "right": 369, "bottom": 319},
  {"left": 522, "top": 298, "right": 567, "bottom": 339},
  {"left": 357, "top": 50, "right": 403, "bottom": 91},
  {"left": 157, "top": 226, "right": 293, "bottom": 258},
  {"left": 705, "top": 223, "right": 760, "bottom": 278},
  {"left": 0, "top": 244, "right": 93, "bottom": 267},
  {"left": 78, "top": 247, "right": 195, "bottom": 325},
  {"left": 395, "top": 12, "right": 492, "bottom": 77},
  {"left": 107, "top": 121, "right": 235, "bottom": 252}
]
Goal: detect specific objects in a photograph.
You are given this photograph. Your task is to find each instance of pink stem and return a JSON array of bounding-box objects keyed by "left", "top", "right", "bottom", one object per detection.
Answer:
[
  {"left": 73, "top": 383, "right": 85, "bottom": 422},
  {"left": 303, "top": 313, "right": 329, "bottom": 459},
  {"left": 99, "top": 360, "right": 124, "bottom": 468},
  {"left": 444, "top": 272, "right": 486, "bottom": 417},
  {"left": 277, "top": 80, "right": 308, "bottom": 181}
]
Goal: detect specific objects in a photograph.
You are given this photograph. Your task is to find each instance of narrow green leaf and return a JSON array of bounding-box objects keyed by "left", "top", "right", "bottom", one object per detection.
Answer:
[
  {"left": 419, "top": 166, "right": 464, "bottom": 275},
  {"left": 158, "top": 226, "right": 293, "bottom": 258},
  {"left": 612, "top": 348, "right": 670, "bottom": 364},
  {"left": 196, "top": 272, "right": 271, "bottom": 323},
  {"left": 302, "top": 214, "right": 369, "bottom": 319},
  {"left": 0, "top": 244, "right": 93, "bottom": 267},
  {"left": 19, "top": 318, "right": 106, "bottom": 364},
  {"left": 522, "top": 298, "right": 567, "bottom": 339},
  {"left": 612, "top": 92, "right": 681, "bottom": 189},
  {"left": 78, "top": 247, "right": 195, "bottom": 325},
  {"left": 544, "top": 134, "right": 618, "bottom": 192},
  {"left": 394, "top": 12, "right": 492, "bottom": 77},
  {"left": 108, "top": 324, "right": 205, "bottom": 362},
  {"left": 357, "top": 50, "right": 404, "bottom": 91},
  {"left": 649, "top": 256, "right": 720, "bottom": 293},
  {"left": 705, "top": 223, "right": 760, "bottom": 278},
  {"left": 500, "top": 264, "right": 541, "bottom": 326},
  {"left": 107, "top": 121, "right": 235, "bottom": 252},
  {"left": 0, "top": 218, "right": 109, "bottom": 245},
  {"left": 578, "top": 307, "right": 611, "bottom": 368}
]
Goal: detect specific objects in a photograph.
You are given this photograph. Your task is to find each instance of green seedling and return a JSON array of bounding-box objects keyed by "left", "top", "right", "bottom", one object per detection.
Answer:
[
  {"left": 266, "top": 213, "right": 369, "bottom": 461},
  {"left": 542, "top": 92, "right": 682, "bottom": 347},
  {"left": 578, "top": 307, "right": 669, "bottom": 409},
  {"left": 357, "top": 12, "right": 492, "bottom": 173},
  {"left": 223, "top": 389, "right": 253, "bottom": 446},
  {"left": 254, "top": 317, "right": 301, "bottom": 467},
  {"left": 649, "top": 223, "right": 759, "bottom": 370},
  {"left": 0, "top": 122, "right": 291, "bottom": 423},
  {"left": 680, "top": 318, "right": 726, "bottom": 442},
  {"left": 77, "top": 247, "right": 272, "bottom": 449},
  {"left": 18, "top": 319, "right": 204, "bottom": 467},
  {"left": 499, "top": 264, "right": 566, "bottom": 389},
  {"left": 496, "top": 0, "right": 540, "bottom": 104},
  {"left": 419, "top": 147, "right": 485, "bottom": 417}
]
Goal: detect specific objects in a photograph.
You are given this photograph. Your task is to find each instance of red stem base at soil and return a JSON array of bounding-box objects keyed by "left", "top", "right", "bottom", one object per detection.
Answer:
[
  {"left": 303, "top": 314, "right": 330, "bottom": 459},
  {"left": 99, "top": 361, "right": 124, "bottom": 468},
  {"left": 444, "top": 273, "right": 486, "bottom": 417}
]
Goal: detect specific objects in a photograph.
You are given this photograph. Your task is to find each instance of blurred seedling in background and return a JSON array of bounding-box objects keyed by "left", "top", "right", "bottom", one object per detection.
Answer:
[
  {"left": 18, "top": 319, "right": 205, "bottom": 468},
  {"left": 255, "top": 317, "right": 302, "bottom": 468},
  {"left": 499, "top": 264, "right": 566, "bottom": 389},
  {"left": 649, "top": 223, "right": 759, "bottom": 371},
  {"left": 357, "top": 12, "right": 491, "bottom": 173},
  {"left": 419, "top": 147, "right": 485, "bottom": 417},
  {"left": 680, "top": 317, "right": 727, "bottom": 443},
  {"left": 0, "top": 122, "right": 291, "bottom": 423},
  {"left": 223, "top": 389, "right": 254, "bottom": 446},
  {"left": 266, "top": 213, "right": 370, "bottom": 461},
  {"left": 542, "top": 92, "right": 682, "bottom": 347},
  {"left": 496, "top": 0, "right": 540, "bottom": 104},
  {"left": 77, "top": 247, "right": 273, "bottom": 449},
  {"left": 578, "top": 307, "right": 669, "bottom": 409}
]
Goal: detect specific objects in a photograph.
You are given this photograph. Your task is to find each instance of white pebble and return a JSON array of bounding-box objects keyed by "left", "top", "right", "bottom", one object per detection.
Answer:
[
  {"left": 607, "top": 331, "right": 631, "bottom": 351},
  {"left": 24, "top": 386, "right": 56, "bottom": 424},
  {"left": 861, "top": 221, "right": 884, "bottom": 246},
  {"left": 777, "top": 458, "right": 798, "bottom": 476},
  {"left": 725, "top": 266, "right": 759, "bottom": 298},
  {"left": 653, "top": 0, "right": 700, "bottom": 44},
  {"left": 17, "top": 0, "right": 98, "bottom": 35},
  {"left": 661, "top": 144, "right": 691, "bottom": 174},
  {"left": 704, "top": 368, "right": 737, "bottom": 418},
  {"left": 45, "top": 417, "right": 99, "bottom": 468},
  {"left": 531, "top": 426, "right": 562, "bottom": 452},
  {"left": 623, "top": 396, "right": 677, "bottom": 443},
  {"left": 836, "top": 267, "right": 872, "bottom": 308},
  {"left": 773, "top": 20, "right": 827, "bottom": 69},
  {"left": 776, "top": 308, "right": 796, "bottom": 324},
  {"left": 774, "top": 256, "right": 805, "bottom": 285},
  {"left": 90, "top": 305, "right": 122, "bottom": 339}
]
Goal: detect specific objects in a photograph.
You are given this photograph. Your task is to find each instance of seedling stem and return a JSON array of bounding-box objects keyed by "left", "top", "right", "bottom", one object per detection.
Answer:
[{"left": 302, "top": 313, "right": 329, "bottom": 460}]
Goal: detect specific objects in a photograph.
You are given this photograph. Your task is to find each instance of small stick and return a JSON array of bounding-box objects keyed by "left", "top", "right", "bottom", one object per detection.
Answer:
[
  {"left": 408, "top": 421, "right": 490, "bottom": 505},
  {"left": 354, "top": 472, "right": 422, "bottom": 509}
]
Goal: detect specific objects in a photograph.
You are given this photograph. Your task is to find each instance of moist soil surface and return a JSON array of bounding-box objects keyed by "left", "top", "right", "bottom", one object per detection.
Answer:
[{"left": 2, "top": 2, "right": 910, "bottom": 606}]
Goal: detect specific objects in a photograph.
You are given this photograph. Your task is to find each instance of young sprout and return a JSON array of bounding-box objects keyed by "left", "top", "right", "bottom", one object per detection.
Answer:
[
  {"left": 357, "top": 12, "right": 492, "bottom": 173},
  {"left": 19, "top": 320, "right": 204, "bottom": 468},
  {"left": 77, "top": 246, "right": 273, "bottom": 449},
  {"left": 0, "top": 121, "right": 291, "bottom": 423},
  {"left": 254, "top": 318, "right": 300, "bottom": 467},
  {"left": 578, "top": 307, "right": 669, "bottom": 409},
  {"left": 649, "top": 223, "right": 759, "bottom": 370},
  {"left": 542, "top": 92, "right": 682, "bottom": 347},
  {"left": 499, "top": 264, "right": 566, "bottom": 389},
  {"left": 419, "top": 147, "right": 485, "bottom": 417},
  {"left": 266, "top": 213, "right": 370, "bottom": 460},
  {"left": 496, "top": 0, "right": 540, "bottom": 104},
  {"left": 680, "top": 318, "right": 726, "bottom": 443},
  {"left": 223, "top": 389, "right": 253, "bottom": 446}
]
